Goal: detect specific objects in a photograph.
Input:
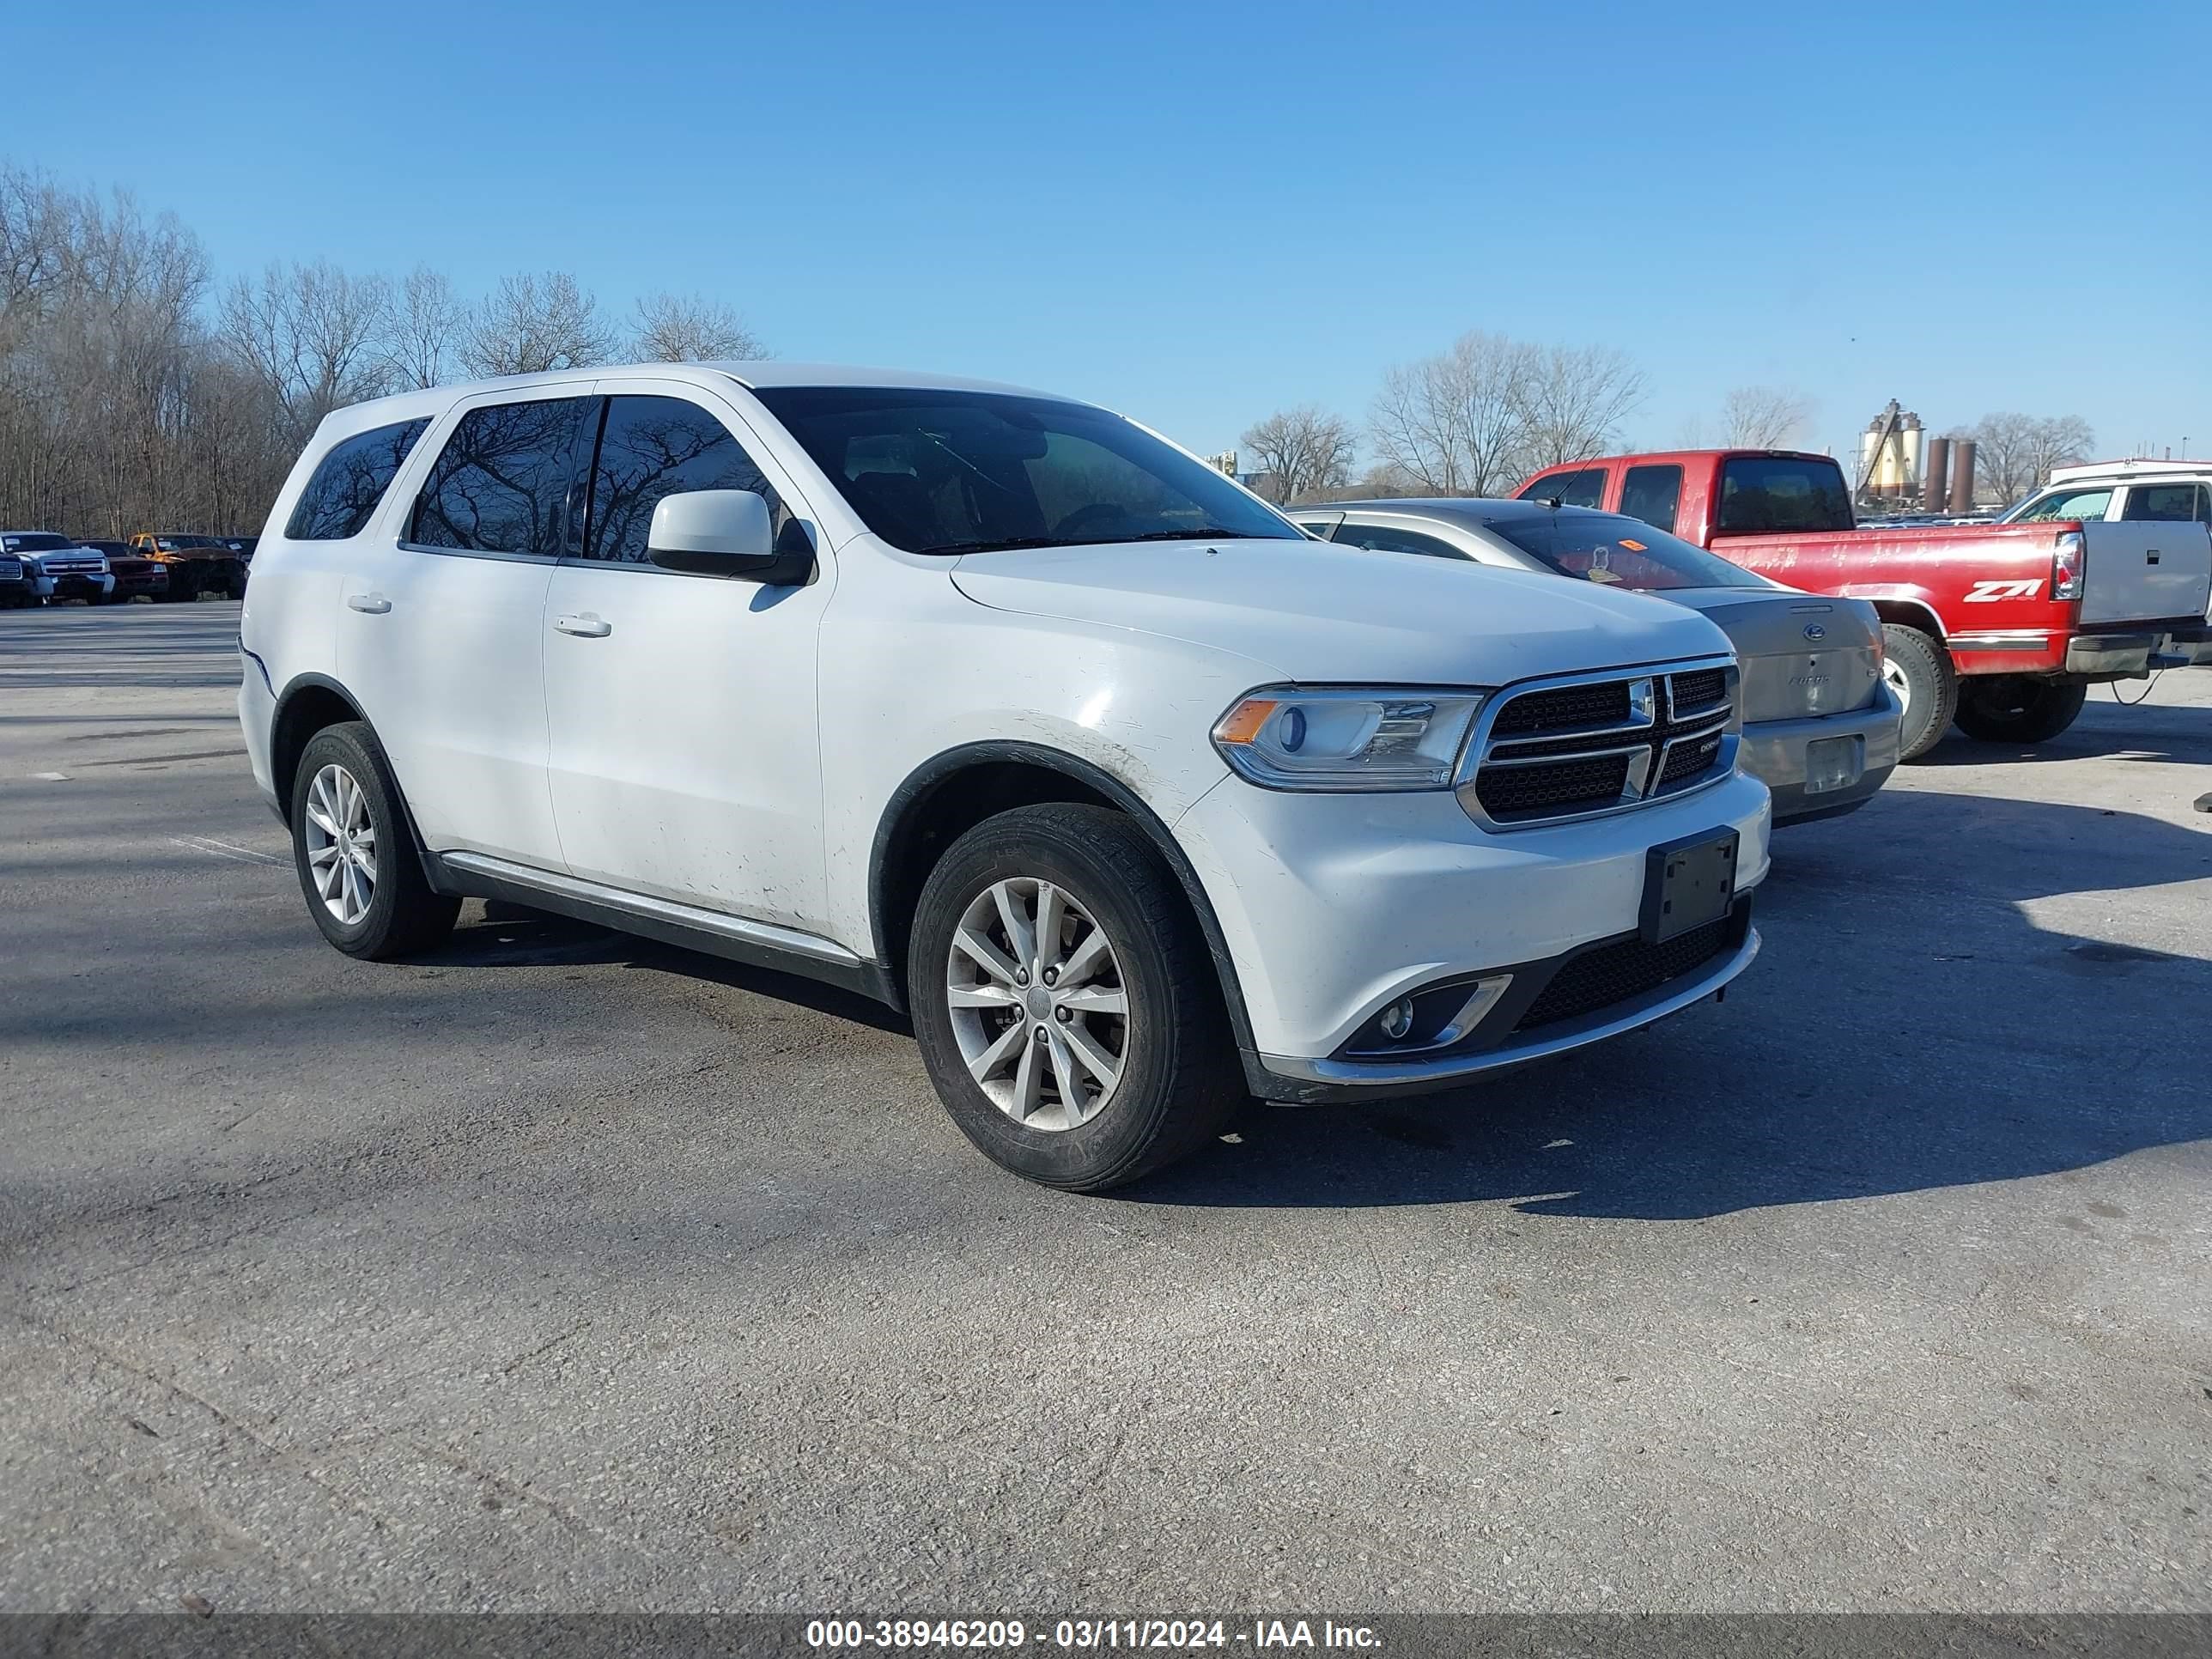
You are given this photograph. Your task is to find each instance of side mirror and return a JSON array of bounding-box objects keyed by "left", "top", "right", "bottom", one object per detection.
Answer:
[{"left": 647, "top": 489, "right": 814, "bottom": 584}]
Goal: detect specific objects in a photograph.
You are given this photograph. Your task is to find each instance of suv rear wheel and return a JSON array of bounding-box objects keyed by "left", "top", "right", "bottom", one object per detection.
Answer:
[
  {"left": 908, "top": 803, "right": 1241, "bottom": 1192},
  {"left": 1953, "top": 674, "right": 2087, "bottom": 744},
  {"left": 289, "top": 722, "right": 459, "bottom": 959}
]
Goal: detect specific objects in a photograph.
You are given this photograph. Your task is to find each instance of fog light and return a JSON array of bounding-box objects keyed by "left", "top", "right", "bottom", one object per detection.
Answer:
[{"left": 1380, "top": 998, "right": 1416, "bottom": 1040}]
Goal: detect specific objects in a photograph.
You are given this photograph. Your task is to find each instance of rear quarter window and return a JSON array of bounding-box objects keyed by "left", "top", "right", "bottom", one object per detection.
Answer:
[
  {"left": 1717, "top": 456, "right": 1852, "bottom": 533},
  {"left": 284, "top": 418, "right": 433, "bottom": 541}
]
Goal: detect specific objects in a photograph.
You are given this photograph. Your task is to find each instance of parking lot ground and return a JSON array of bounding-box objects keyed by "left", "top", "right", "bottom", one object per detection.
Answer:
[{"left": 2, "top": 599, "right": 2209, "bottom": 1613}]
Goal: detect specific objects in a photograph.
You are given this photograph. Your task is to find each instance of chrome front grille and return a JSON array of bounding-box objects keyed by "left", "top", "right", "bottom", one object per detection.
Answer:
[{"left": 1459, "top": 659, "right": 1739, "bottom": 830}]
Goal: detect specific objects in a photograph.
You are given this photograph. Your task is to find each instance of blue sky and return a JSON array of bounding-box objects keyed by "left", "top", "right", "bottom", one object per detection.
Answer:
[{"left": 6, "top": 0, "right": 2207, "bottom": 464}]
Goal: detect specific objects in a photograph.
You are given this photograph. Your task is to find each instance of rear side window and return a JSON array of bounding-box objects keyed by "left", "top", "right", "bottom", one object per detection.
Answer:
[
  {"left": 2121, "top": 483, "right": 2202, "bottom": 522},
  {"left": 586, "top": 395, "right": 787, "bottom": 565},
  {"left": 1717, "top": 456, "right": 1852, "bottom": 532},
  {"left": 1618, "top": 465, "right": 1683, "bottom": 532},
  {"left": 411, "top": 397, "right": 598, "bottom": 557},
  {"left": 1521, "top": 469, "right": 1607, "bottom": 508},
  {"left": 285, "top": 418, "right": 431, "bottom": 540},
  {"left": 1334, "top": 522, "right": 1468, "bottom": 560}
]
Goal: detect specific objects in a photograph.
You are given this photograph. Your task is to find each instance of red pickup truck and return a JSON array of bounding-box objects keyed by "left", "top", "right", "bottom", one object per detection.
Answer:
[{"left": 1515, "top": 449, "right": 2212, "bottom": 758}]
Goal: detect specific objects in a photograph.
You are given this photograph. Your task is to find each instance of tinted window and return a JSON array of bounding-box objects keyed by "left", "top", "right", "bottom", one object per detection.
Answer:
[
  {"left": 1, "top": 533, "right": 73, "bottom": 553},
  {"left": 2121, "top": 483, "right": 2201, "bottom": 522},
  {"left": 1716, "top": 456, "right": 1852, "bottom": 532},
  {"left": 1486, "top": 511, "right": 1767, "bottom": 591},
  {"left": 285, "top": 418, "right": 432, "bottom": 541},
  {"left": 586, "top": 395, "right": 786, "bottom": 565},
  {"left": 1618, "top": 465, "right": 1683, "bottom": 532},
  {"left": 750, "top": 386, "right": 1298, "bottom": 556},
  {"left": 1334, "top": 522, "right": 1468, "bottom": 560},
  {"left": 2008, "top": 486, "right": 2113, "bottom": 524},
  {"left": 411, "top": 397, "right": 598, "bottom": 557},
  {"left": 1521, "top": 469, "right": 1607, "bottom": 508}
]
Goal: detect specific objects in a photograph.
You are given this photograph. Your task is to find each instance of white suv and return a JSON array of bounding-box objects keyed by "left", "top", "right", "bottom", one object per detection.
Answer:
[{"left": 240, "top": 363, "right": 1772, "bottom": 1189}]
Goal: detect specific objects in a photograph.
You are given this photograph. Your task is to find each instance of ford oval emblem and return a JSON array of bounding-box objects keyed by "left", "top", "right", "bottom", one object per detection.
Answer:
[{"left": 1802, "top": 623, "right": 1826, "bottom": 641}]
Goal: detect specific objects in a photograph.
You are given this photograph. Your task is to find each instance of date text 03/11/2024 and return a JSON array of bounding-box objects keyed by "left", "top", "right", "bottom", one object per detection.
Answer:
[{"left": 803, "top": 1618, "right": 1383, "bottom": 1650}]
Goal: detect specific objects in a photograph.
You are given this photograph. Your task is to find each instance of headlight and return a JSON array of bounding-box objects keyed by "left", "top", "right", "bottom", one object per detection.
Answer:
[{"left": 1212, "top": 685, "right": 1487, "bottom": 791}]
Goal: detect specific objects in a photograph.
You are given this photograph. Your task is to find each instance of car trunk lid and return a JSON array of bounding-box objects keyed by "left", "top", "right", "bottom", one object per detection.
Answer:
[{"left": 1658, "top": 588, "right": 1881, "bottom": 723}]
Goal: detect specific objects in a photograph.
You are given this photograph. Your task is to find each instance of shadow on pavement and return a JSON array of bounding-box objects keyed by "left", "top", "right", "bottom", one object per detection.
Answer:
[{"left": 1133, "top": 786, "right": 2212, "bottom": 1217}]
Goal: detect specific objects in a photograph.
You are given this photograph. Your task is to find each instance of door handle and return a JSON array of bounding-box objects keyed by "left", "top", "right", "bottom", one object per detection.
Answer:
[
  {"left": 346, "top": 592, "right": 391, "bottom": 614},
  {"left": 2147, "top": 550, "right": 2160, "bottom": 564},
  {"left": 553, "top": 613, "right": 611, "bottom": 638}
]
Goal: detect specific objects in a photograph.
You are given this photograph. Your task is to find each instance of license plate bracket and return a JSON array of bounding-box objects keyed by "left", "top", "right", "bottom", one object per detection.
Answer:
[
  {"left": 1804, "top": 733, "right": 1865, "bottom": 796},
  {"left": 1641, "top": 830, "right": 1739, "bottom": 944}
]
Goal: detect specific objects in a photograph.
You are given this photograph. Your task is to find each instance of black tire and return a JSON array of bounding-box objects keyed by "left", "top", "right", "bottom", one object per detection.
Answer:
[
  {"left": 1953, "top": 674, "right": 2087, "bottom": 744},
  {"left": 289, "top": 721, "right": 459, "bottom": 960},
  {"left": 908, "top": 803, "right": 1243, "bottom": 1192},
  {"left": 1882, "top": 623, "right": 1957, "bottom": 761}
]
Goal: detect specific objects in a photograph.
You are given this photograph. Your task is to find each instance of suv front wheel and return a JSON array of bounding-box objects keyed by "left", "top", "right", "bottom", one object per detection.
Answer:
[{"left": 908, "top": 803, "right": 1241, "bottom": 1192}]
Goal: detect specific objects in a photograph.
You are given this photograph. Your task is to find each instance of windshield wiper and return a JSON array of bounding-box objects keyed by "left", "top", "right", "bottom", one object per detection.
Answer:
[
  {"left": 1124, "top": 527, "right": 1267, "bottom": 542},
  {"left": 920, "top": 536, "right": 1079, "bottom": 556}
]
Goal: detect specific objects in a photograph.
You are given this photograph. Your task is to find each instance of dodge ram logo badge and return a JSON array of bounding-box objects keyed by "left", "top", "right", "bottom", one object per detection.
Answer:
[{"left": 1802, "top": 623, "right": 1826, "bottom": 641}]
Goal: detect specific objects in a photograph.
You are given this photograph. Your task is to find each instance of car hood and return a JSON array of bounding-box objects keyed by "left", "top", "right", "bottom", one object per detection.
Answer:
[{"left": 949, "top": 538, "right": 1730, "bottom": 684}]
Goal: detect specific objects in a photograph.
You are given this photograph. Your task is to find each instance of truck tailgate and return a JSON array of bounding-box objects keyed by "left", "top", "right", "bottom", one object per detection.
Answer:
[{"left": 2080, "top": 522, "right": 2212, "bottom": 625}]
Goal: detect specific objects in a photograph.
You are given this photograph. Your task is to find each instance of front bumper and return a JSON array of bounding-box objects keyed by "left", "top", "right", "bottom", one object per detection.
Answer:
[
  {"left": 1256, "top": 908, "right": 1759, "bottom": 1102},
  {"left": 48, "top": 573, "right": 113, "bottom": 601},
  {"left": 1173, "top": 766, "right": 1773, "bottom": 1085},
  {"left": 1739, "top": 684, "right": 1901, "bottom": 823},
  {"left": 112, "top": 570, "right": 168, "bottom": 598}
]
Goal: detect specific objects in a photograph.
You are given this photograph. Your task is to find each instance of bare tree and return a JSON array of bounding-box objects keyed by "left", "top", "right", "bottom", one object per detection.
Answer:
[
  {"left": 459, "top": 271, "right": 611, "bottom": 378},
  {"left": 1516, "top": 343, "right": 1646, "bottom": 471},
  {"left": 1239, "top": 405, "right": 1357, "bottom": 504},
  {"left": 629, "top": 290, "right": 767, "bottom": 363},
  {"left": 2025, "top": 415, "right": 2095, "bottom": 490},
  {"left": 1966, "top": 413, "right": 2039, "bottom": 504},
  {"left": 1368, "top": 331, "right": 1535, "bottom": 496},
  {"left": 219, "top": 260, "right": 392, "bottom": 446},
  {"left": 382, "top": 266, "right": 465, "bottom": 389},
  {"left": 1720, "top": 385, "right": 1812, "bottom": 448}
]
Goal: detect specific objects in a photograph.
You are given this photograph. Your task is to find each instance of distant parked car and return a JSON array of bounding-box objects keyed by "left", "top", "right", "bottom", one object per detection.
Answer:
[
  {"left": 0, "top": 532, "right": 114, "bottom": 604},
  {"left": 78, "top": 538, "right": 171, "bottom": 602},
  {"left": 0, "top": 540, "right": 35, "bottom": 607},
  {"left": 1296, "top": 499, "right": 1900, "bottom": 823},
  {"left": 128, "top": 532, "right": 247, "bottom": 600}
]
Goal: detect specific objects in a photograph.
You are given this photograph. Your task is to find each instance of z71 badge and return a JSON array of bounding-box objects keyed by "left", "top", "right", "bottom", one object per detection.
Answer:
[{"left": 1965, "top": 578, "right": 2044, "bottom": 602}]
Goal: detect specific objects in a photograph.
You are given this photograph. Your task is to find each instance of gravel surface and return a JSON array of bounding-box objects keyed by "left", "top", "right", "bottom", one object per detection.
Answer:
[{"left": 3, "top": 601, "right": 2208, "bottom": 1613}]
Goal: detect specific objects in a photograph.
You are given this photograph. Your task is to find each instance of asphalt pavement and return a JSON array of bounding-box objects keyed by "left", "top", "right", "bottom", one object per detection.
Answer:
[{"left": 2, "top": 600, "right": 2208, "bottom": 1614}]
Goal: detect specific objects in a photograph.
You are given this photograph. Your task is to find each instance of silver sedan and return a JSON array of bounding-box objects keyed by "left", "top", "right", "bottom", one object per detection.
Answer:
[{"left": 1296, "top": 499, "right": 1903, "bottom": 823}]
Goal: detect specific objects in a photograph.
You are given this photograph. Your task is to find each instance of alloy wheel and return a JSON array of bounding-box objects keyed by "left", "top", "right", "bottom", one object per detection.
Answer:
[
  {"left": 945, "top": 877, "right": 1128, "bottom": 1131},
  {"left": 302, "top": 763, "right": 377, "bottom": 927}
]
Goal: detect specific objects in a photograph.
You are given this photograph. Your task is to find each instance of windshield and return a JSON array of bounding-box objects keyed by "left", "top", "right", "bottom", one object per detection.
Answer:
[
  {"left": 2003, "top": 486, "right": 2112, "bottom": 524},
  {"left": 750, "top": 386, "right": 1299, "bottom": 556},
  {"left": 2, "top": 533, "right": 74, "bottom": 553},
  {"left": 154, "top": 535, "right": 228, "bottom": 550},
  {"left": 1486, "top": 511, "right": 1771, "bottom": 591}
]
